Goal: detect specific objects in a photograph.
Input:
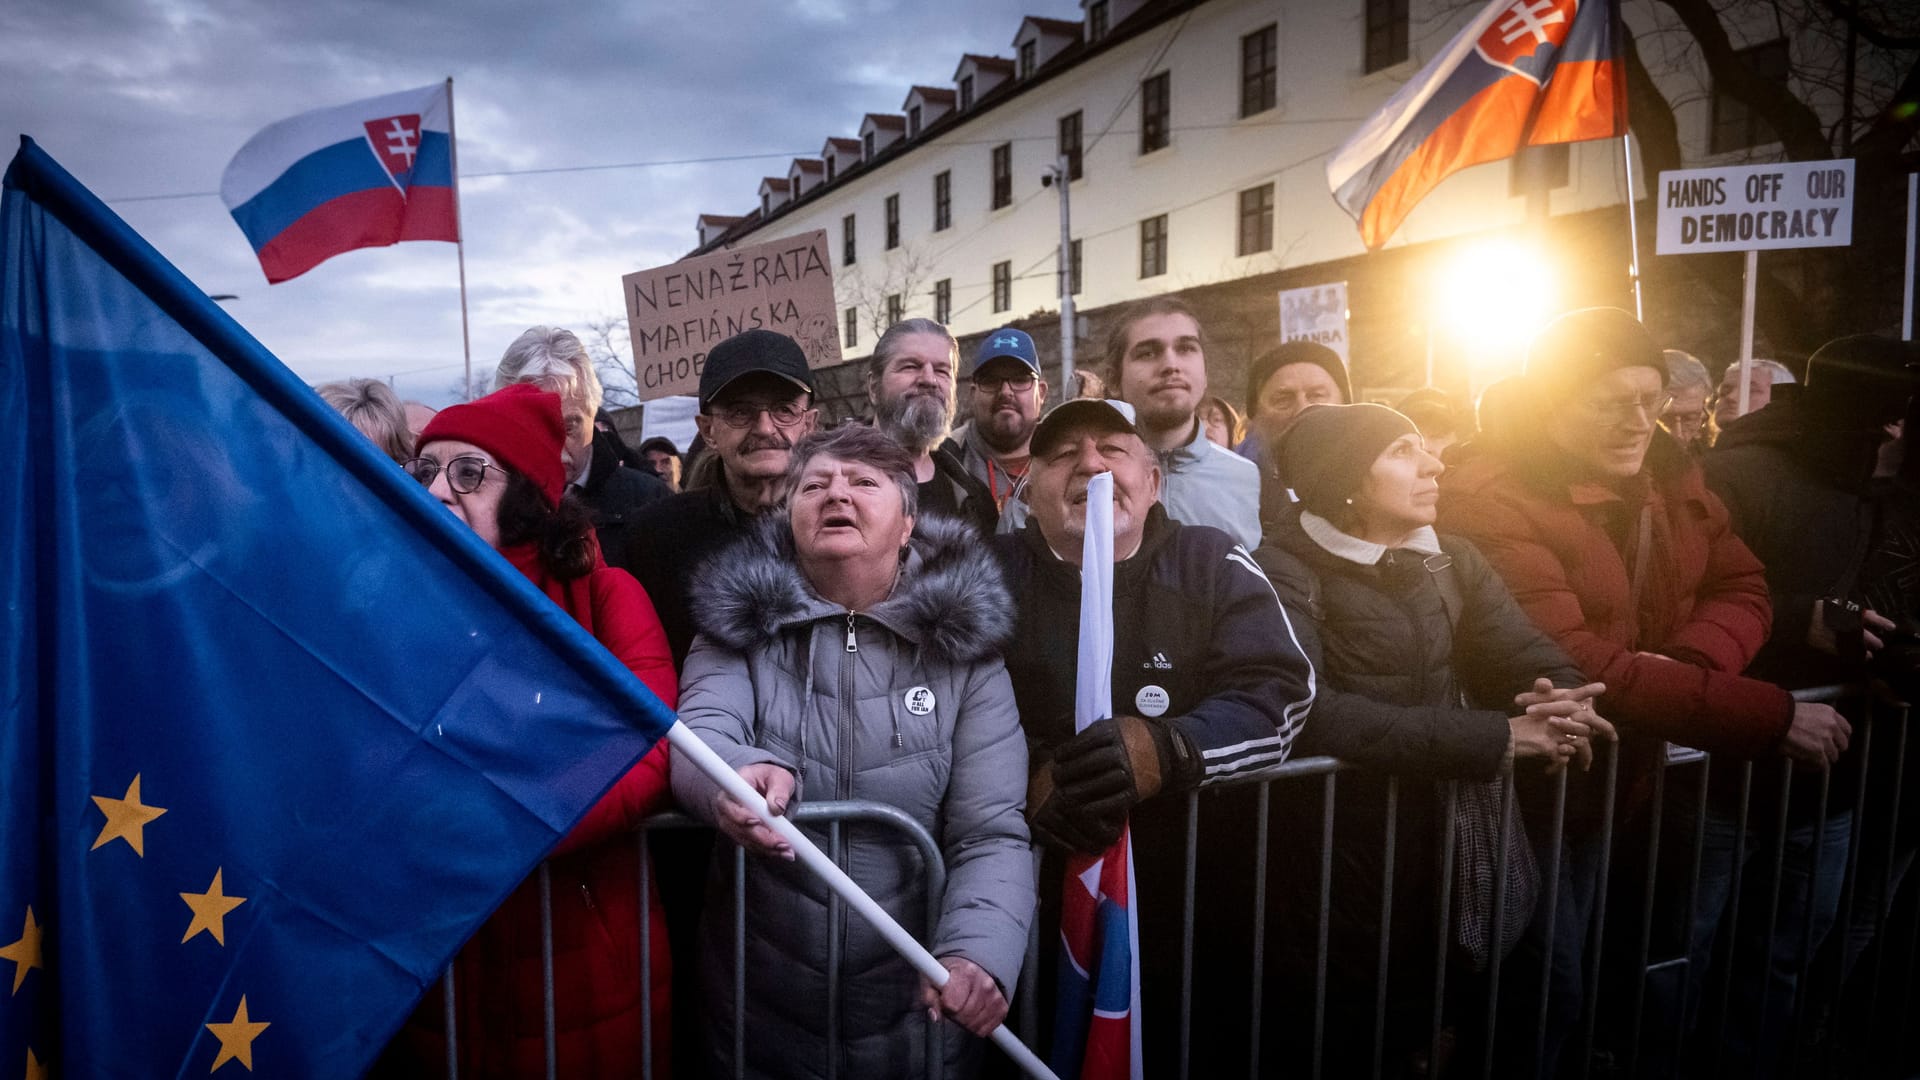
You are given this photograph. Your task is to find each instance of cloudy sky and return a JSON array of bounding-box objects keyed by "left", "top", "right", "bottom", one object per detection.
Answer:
[{"left": 4, "top": 0, "right": 1070, "bottom": 405}]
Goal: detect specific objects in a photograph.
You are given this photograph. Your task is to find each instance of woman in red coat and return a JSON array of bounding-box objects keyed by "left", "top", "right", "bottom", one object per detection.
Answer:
[{"left": 384, "top": 383, "right": 675, "bottom": 1078}]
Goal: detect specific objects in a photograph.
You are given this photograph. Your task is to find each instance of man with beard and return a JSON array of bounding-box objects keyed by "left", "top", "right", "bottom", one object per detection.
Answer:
[
  {"left": 993, "top": 397, "right": 1314, "bottom": 1075},
  {"left": 948, "top": 326, "right": 1048, "bottom": 518},
  {"left": 625, "top": 329, "right": 818, "bottom": 667},
  {"left": 866, "top": 318, "right": 997, "bottom": 533},
  {"left": 1107, "top": 297, "right": 1262, "bottom": 549}
]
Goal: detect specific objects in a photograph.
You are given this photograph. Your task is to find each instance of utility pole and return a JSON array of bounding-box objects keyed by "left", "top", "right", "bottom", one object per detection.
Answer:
[{"left": 1049, "top": 155, "right": 1076, "bottom": 397}]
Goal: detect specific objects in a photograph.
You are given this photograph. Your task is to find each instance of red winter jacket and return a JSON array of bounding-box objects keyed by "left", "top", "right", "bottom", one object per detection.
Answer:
[
  {"left": 1439, "top": 435, "right": 1792, "bottom": 820},
  {"left": 394, "top": 545, "right": 678, "bottom": 1078}
]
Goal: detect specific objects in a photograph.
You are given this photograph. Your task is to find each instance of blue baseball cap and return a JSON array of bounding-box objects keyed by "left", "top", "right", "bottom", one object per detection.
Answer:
[{"left": 975, "top": 327, "right": 1041, "bottom": 376}]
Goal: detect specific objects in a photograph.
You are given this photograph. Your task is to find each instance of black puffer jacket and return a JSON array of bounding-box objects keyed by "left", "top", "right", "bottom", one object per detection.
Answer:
[{"left": 578, "top": 436, "right": 669, "bottom": 575}]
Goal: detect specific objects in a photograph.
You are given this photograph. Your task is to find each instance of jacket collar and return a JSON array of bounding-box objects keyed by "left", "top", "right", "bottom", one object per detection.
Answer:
[
  {"left": 1299, "top": 511, "right": 1440, "bottom": 565},
  {"left": 692, "top": 511, "right": 1012, "bottom": 663},
  {"left": 1152, "top": 416, "right": 1208, "bottom": 472}
]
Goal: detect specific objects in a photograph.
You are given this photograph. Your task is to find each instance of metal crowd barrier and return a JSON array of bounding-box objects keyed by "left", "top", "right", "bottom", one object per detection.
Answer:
[{"left": 438, "top": 685, "right": 1920, "bottom": 1080}]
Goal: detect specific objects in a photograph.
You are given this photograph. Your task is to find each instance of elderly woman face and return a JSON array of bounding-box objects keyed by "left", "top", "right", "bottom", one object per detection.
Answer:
[
  {"left": 790, "top": 454, "right": 914, "bottom": 566},
  {"left": 411, "top": 438, "right": 509, "bottom": 549}
]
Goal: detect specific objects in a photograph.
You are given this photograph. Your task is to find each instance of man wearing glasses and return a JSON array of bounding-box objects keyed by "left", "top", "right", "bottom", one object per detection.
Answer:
[
  {"left": 948, "top": 327, "right": 1048, "bottom": 520},
  {"left": 1437, "top": 308, "right": 1845, "bottom": 1075},
  {"left": 626, "top": 329, "right": 818, "bottom": 667}
]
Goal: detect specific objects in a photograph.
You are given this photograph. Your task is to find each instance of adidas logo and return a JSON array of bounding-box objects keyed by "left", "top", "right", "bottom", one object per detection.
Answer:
[{"left": 1143, "top": 651, "right": 1173, "bottom": 670}]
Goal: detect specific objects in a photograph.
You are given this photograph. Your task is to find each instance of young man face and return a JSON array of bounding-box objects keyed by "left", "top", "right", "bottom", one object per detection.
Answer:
[{"left": 1115, "top": 312, "right": 1207, "bottom": 435}]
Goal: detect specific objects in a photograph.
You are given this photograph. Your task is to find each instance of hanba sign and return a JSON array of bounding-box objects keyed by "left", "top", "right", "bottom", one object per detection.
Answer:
[
  {"left": 1655, "top": 160, "right": 1854, "bottom": 255},
  {"left": 1278, "top": 282, "right": 1351, "bottom": 368},
  {"left": 623, "top": 229, "right": 842, "bottom": 401}
]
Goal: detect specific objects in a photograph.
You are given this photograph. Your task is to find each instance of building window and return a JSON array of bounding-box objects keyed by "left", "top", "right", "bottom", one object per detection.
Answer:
[
  {"left": 908, "top": 105, "right": 922, "bottom": 138},
  {"left": 1088, "top": 0, "right": 1108, "bottom": 40},
  {"left": 934, "top": 171, "right": 952, "bottom": 231},
  {"left": 827, "top": 156, "right": 837, "bottom": 182},
  {"left": 886, "top": 294, "right": 904, "bottom": 326},
  {"left": 1238, "top": 184, "right": 1274, "bottom": 256},
  {"left": 862, "top": 131, "right": 875, "bottom": 160},
  {"left": 1058, "top": 238, "right": 1083, "bottom": 296},
  {"left": 885, "top": 194, "right": 900, "bottom": 250},
  {"left": 935, "top": 278, "right": 952, "bottom": 324},
  {"left": 1242, "top": 25, "right": 1278, "bottom": 117},
  {"left": 845, "top": 307, "right": 859, "bottom": 349},
  {"left": 1139, "top": 215, "right": 1168, "bottom": 278},
  {"left": 842, "top": 214, "right": 856, "bottom": 266},
  {"left": 1140, "top": 72, "right": 1171, "bottom": 154},
  {"left": 992, "top": 261, "right": 1012, "bottom": 313},
  {"left": 1711, "top": 39, "right": 1790, "bottom": 153},
  {"left": 1020, "top": 39, "right": 1038, "bottom": 79},
  {"left": 1059, "top": 111, "right": 1083, "bottom": 181},
  {"left": 959, "top": 74, "right": 975, "bottom": 110},
  {"left": 1508, "top": 144, "right": 1571, "bottom": 196},
  {"left": 761, "top": 193, "right": 771, "bottom": 217},
  {"left": 991, "top": 143, "right": 1013, "bottom": 210},
  {"left": 1364, "top": 0, "right": 1408, "bottom": 74}
]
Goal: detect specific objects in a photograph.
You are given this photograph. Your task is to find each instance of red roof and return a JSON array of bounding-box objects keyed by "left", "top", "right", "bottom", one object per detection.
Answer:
[
  {"left": 824, "top": 137, "right": 863, "bottom": 151},
  {"left": 1018, "top": 15, "right": 1083, "bottom": 39},
  {"left": 957, "top": 53, "right": 1015, "bottom": 71},
  {"left": 905, "top": 85, "right": 957, "bottom": 104},
  {"left": 697, "top": 213, "right": 744, "bottom": 226},
  {"left": 789, "top": 158, "right": 825, "bottom": 174},
  {"left": 862, "top": 113, "right": 907, "bottom": 130},
  {"left": 758, "top": 177, "right": 791, "bottom": 192}
]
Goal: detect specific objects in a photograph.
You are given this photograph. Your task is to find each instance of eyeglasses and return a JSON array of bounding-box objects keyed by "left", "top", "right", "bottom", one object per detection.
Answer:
[
  {"left": 710, "top": 402, "right": 810, "bottom": 429},
  {"left": 403, "top": 455, "right": 501, "bottom": 494},
  {"left": 973, "top": 372, "right": 1037, "bottom": 392},
  {"left": 1578, "top": 391, "right": 1673, "bottom": 426}
]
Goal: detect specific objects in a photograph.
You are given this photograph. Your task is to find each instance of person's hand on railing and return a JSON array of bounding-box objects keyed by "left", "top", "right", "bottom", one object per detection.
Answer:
[
  {"left": 1780, "top": 702, "right": 1851, "bottom": 767},
  {"left": 712, "top": 762, "right": 797, "bottom": 860},
  {"left": 1510, "top": 701, "right": 1617, "bottom": 774},
  {"left": 917, "top": 955, "right": 1010, "bottom": 1038}
]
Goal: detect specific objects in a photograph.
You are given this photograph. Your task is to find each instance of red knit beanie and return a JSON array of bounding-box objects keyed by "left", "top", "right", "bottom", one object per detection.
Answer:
[{"left": 418, "top": 384, "right": 567, "bottom": 505}]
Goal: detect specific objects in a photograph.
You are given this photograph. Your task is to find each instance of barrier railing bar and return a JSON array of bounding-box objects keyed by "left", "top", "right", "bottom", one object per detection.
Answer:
[
  {"left": 1179, "top": 791, "right": 1198, "bottom": 1080},
  {"left": 538, "top": 863, "right": 556, "bottom": 1080},
  {"left": 639, "top": 828, "right": 654, "bottom": 1080},
  {"left": 924, "top": 819, "right": 945, "bottom": 1080},
  {"left": 733, "top": 844, "right": 746, "bottom": 1080},
  {"left": 1711, "top": 760, "right": 1755, "bottom": 1080},
  {"left": 1532, "top": 768, "right": 1568, "bottom": 1080},
  {"left": 1248, "top": 780, "right": 1271, "bottom": 1079},
  {"left": 1754, "top": 761, "right": 1795, "bottom": 1042},
  {"left": 1575, "top": 740, "right": 1618, "bottom": 1080},
  {"left": 1825, "top": 706, "right": 1874, "bottom": 1080},
  {"left": 1479, "top": 776, "right": 1516, "bottom": 1080},
  {"left": 1788, "top": 760, "right": 1834, "bottom": 1064},
  {"left": 1870, "top": 705, "right": 1910, "bottom": 1039},
  {"left": 1676, "top": 752, "right": 1712, "bottom": 1071},
  {"left": 1430, "top": 781, "right": 1457, "bottom": 1078},
  {"left": 826, "top": 819, "right": 843, "bottom": 1080},
  {"left": 1371, "top": 776, "right": 1399, "bottom": 1080},
  {"left": 1312, "top": 772, "right": 1336, "bottom": 1080},
  {"left": 1626, "top": 751, "right": 1669, "bottom": 1075},
  {"left": 442, "top": 966, "right": 458, "bottom": 1080}
]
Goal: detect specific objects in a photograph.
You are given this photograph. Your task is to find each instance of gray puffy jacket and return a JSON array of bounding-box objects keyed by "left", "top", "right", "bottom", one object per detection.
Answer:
[{"left": 672, "top": 514, "right": 1034, "bottom": 1080}]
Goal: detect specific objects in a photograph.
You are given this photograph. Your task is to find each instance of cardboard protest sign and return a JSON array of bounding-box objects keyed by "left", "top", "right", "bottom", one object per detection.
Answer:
[
  {"left": 1655, "top": 160, "right": 1854, "bottom": 255},
  {"left": 1278, "top": 282, "right": 1351, "bottom": 368},
  {"left": 623, "top": 229, "right": 841, "bottom": 401}
]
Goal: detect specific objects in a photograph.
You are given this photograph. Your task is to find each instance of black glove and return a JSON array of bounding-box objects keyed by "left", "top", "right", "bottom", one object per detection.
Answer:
[{"left": 1025, "top": 715, "right": 1196, "bottom": 854}]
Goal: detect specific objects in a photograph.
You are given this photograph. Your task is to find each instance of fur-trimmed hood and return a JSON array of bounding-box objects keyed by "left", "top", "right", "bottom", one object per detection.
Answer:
[{"left": 691, "top": 512, "right": 1012, "bottom": 664}]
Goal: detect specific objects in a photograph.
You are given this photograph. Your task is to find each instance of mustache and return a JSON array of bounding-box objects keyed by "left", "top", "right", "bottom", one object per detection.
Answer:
[{"left": 738, "top": 433, "right": 794, "bottom": 454}]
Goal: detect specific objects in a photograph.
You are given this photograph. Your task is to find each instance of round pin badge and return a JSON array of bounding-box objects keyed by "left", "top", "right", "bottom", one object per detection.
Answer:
[
  {"left": 1135, "top": 685, "right": 1170, "bottom": 718},
  {"left": 903, "top": 686, "right": 936, "bottom": 716}
]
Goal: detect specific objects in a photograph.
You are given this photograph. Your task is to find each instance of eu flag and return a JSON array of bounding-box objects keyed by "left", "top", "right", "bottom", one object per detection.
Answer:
[{"left": 0, "top": 137, "right": 675, "bottom": 1076}]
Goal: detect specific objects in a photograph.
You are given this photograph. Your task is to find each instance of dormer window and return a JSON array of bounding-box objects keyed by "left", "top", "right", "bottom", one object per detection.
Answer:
[
  {"left": 1019, "top": 39, "right": 1037, "bottom": 78},
  {"left": 960, "top": 74, "right": 975, "bottom": 110},
  {"left": 863, "top": 132, "right": 875, "bottom": 160}
]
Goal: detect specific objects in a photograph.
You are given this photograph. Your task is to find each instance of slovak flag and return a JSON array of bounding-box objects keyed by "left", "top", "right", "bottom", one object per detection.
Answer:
[
  {"left": 1050, "top": 472, "right": 1144, "bottom": 1080},
  {"left": 221, "top": 83, "right": 459, "bottom": 283},
  {"left": 1326, "top": 0, "right": 1625, "bottom": 249}
]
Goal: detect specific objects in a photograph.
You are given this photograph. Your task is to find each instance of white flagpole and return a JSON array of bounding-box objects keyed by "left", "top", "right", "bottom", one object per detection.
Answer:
[
  {"left": 1737, "top": 249, "right": 1758, "bottom": 416},
  {"left": 445, "top": 77, "right": 475, "bottom": 400},
  {"left": 664, "top": 721, "right": 1061, "bottom": 1080},
  {"left": 1621, "top": 134, "right": 1645, "bottom": 320}
]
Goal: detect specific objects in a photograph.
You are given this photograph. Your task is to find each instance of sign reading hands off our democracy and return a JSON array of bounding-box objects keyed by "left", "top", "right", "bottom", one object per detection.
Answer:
[
  {"left": 623, "top": 229, "right": 842, "bottom": 401},
  {"left": 1655, "top": 160, "right": 1855, "bottom": 255}
]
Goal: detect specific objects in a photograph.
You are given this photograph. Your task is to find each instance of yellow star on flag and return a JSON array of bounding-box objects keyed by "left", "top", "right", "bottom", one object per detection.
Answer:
[
  {"left": 0, "top": 906, "right": 42, "bottom": 994},
  {"left": 206, "top": 995, "right": 270, "bottom": 1072},
  {"left": 181, "top": 869, "right": 247, "bottom": 946},
  {"left": 91, "top": 773, "right": 167, "bottom": 856},
  {"left": 25, "top": 1046, "right": 45, "bottom": 1080}
]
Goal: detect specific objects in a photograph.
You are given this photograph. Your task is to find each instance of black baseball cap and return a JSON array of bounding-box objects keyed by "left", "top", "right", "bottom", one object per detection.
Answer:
[
  {"left": 1028, "top": 398, "right": 1141, "bottom": 458},
  {"left": 698, "top": 329, "right": 813, "bottom": 406}
]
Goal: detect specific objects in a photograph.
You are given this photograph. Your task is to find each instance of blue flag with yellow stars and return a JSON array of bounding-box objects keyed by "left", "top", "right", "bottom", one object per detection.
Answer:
[{"left": 0, "top": 137, "right": 677, "bottom": 1077}]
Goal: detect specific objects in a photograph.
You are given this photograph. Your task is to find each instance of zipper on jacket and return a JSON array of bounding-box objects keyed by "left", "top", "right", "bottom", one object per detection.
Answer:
[{"left": 845, "top": 610, "right": 858, "bottom": 653}]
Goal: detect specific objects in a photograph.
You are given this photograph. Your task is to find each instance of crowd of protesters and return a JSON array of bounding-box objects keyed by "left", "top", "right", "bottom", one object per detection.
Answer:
[{"left": 327, "top": 301, "right": 1920, "bottom": 1079}]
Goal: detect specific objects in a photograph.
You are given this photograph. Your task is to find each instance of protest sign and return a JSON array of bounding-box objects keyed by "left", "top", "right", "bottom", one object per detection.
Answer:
[
  {"left": 623, "top": 229, "right": 841, "bottom": 401},
  {"left": 1278, "top": 282, "right": 1351, "bottom": 368},
  {"left": 1654, "top": 160, "right": 1854, "bottom": 255}
]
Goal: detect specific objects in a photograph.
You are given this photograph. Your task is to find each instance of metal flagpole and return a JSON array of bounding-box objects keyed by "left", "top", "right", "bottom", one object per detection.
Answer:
[
  {"left": 665, "top": 721, "right": 1062, "bottom": 1080},
  {"left": 1621, "top": 134, "right": 1645, "bottom": 320},
  {"left": 1737, "top": 249, "right": 1758, "bottom": 416},
  {"left": 1054, "top": 156, "right": 1076, "bottom": 396},
  {"left": 445, "top": 76, "right": 475, "bottom": 400},
  {"left": 1903, "top": 172, "right": 1915, "bottom": 341}
]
